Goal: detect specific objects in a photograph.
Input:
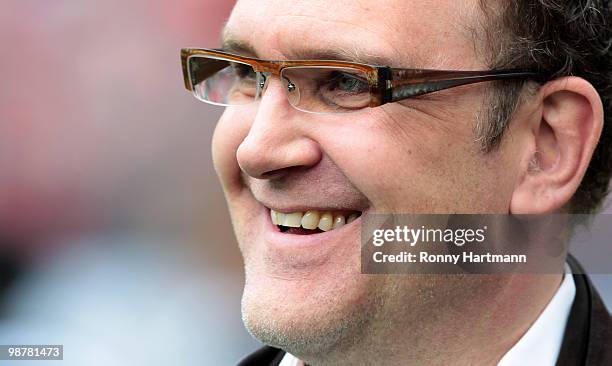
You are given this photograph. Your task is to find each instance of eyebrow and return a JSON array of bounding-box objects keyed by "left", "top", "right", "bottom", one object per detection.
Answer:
[{"left": 220, "top": 32, "right": 396, "bottom": 67}]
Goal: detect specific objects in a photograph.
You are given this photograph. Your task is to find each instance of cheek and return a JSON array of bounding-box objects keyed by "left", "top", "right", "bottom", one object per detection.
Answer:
[
  {"left": 310, "top": 112, "right": 416, "bottom": 210},
  {"left": 212, "top": 107, "right": 253, "bottom": 193},
  {"left": 315, "top": 108, "right": 443, "bottom": 205},
  {"left": 318, "top": 107, "right": 512, "bottom": 213}
]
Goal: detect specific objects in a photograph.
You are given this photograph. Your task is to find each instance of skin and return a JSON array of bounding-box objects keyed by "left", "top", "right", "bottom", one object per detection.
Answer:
[{"left": 210, "top": 0, "right": 604, "bottom": 365}]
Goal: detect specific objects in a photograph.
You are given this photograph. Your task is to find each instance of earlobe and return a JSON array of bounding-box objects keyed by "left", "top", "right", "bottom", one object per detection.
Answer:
[{"left": 510, "top": 77, "right": 604, "bottom": 214}]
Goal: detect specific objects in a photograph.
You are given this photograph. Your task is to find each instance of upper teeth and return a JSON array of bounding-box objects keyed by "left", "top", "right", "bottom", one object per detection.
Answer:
[{"left": 270, "top": 209, "right": 359, "bottom": 232}]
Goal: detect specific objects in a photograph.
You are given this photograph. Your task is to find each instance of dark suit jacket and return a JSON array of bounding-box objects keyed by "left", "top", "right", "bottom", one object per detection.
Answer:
[{"left": 237, "top": 256, "right": 611, "bottom": 365}]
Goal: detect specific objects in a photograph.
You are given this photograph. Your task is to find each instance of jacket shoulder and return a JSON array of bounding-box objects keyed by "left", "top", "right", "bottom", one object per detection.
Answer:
[{"left": 558, "top": 256, "right": 612, "bottom": 366}]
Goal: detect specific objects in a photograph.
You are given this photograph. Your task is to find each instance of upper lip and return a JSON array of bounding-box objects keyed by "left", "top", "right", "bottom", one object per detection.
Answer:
[{"left": 260, "top": 202, "right": 367, "bottom": 214}]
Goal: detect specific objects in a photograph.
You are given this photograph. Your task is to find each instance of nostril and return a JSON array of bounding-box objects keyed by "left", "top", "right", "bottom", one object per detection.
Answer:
[{"left": 260, "top": 166, "right": 301, "bottom": 179}]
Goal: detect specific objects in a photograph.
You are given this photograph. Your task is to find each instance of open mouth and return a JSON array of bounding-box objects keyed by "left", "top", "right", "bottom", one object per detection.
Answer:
[{"left": 270, "top": 209, "right": 362, "bottom": 235}]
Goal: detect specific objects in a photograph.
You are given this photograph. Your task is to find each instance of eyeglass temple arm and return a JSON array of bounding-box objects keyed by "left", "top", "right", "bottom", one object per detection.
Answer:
[{"left": 384, "top": 69, "right": 544, "bottom": 103}]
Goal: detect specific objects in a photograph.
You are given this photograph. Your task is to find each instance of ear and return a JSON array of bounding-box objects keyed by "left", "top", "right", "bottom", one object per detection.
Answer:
[{"left": 510, "top": 77, "right": 604, "bottom": 214}]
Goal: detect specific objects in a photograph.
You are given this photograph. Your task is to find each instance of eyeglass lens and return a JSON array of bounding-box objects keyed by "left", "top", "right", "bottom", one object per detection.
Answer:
[{"left": 188, "top": 56, "right": 371, "bottom": 113}]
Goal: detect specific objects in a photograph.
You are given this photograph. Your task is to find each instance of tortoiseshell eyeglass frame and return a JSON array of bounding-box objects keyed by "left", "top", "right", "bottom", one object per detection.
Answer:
[{"left": 181, "top": 48, "right": 545, "bottom": 109}]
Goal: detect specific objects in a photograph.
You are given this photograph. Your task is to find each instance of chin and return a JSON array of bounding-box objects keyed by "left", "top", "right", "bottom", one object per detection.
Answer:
[
  {"left": 237, "top": 215, "right": 383, "bottom": 356},
  {"left": 240, "top": 269, "right": 381, "bottom": 357}
]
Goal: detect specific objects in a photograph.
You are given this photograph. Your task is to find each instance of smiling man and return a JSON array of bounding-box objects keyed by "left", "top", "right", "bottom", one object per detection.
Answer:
[{"left": 181, "top": 0, "right": 611, "bottom": 365}]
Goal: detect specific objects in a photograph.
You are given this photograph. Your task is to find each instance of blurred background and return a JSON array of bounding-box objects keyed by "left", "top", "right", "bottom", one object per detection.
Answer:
[
  {"left": 0, "top": 1, "right": 609, "bottom": 365},
  {"left": 0, "top": 0, "right": 260, "bottom": 365}
]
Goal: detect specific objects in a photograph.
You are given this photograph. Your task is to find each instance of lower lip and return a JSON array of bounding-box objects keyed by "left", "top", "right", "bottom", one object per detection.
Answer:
[{"left": 262, "top": 206, "right": 364, "bottom": 250}]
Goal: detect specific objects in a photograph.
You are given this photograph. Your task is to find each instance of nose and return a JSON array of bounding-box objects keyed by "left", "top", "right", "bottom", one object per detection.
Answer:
[{"left": 236, "top": 76, "right": 322, "bottom": 179}]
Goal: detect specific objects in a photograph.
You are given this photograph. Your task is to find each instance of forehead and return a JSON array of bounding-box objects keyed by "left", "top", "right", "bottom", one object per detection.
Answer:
[{"left": 224, "top": 0, "right": 484, "bottom": 69}]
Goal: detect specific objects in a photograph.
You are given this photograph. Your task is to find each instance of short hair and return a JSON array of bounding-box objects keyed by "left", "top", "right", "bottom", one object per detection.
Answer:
[{"left": 476, "top": 0, "right": 612, "bottom": 214}]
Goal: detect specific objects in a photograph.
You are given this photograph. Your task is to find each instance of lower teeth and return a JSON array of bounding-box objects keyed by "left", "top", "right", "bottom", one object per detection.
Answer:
[{"left": 278, "top": 225, "right": 323, "bottom": 235}]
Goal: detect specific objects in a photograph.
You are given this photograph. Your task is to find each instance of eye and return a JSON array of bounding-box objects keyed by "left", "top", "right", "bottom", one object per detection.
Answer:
[
  {"left": 327, "top": 71, "right": 369, "bottom": 94},
  {"left": 231, "top": 63, "right": 256, "bottom": 80}
]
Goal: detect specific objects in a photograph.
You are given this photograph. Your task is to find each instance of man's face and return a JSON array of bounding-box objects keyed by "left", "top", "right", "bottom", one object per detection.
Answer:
[{"left": 212, "top": 0, "right": 527, "bottom": 357}]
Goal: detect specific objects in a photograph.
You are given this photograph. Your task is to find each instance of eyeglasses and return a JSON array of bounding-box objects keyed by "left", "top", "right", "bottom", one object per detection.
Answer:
[{"left": 181, "top": 48, "right": 544, "bottom": 114}]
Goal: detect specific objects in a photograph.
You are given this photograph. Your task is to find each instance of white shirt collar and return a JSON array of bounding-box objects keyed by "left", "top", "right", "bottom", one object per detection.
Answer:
[
  {"left": 279, "top": 352, "right": 303, "bottom": 366},
  {"left": 497, "top": 265, "right": 576, "bottom": 366},
  {"left": 280, "top": 266, "right": 576, "bottom": 366}
]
